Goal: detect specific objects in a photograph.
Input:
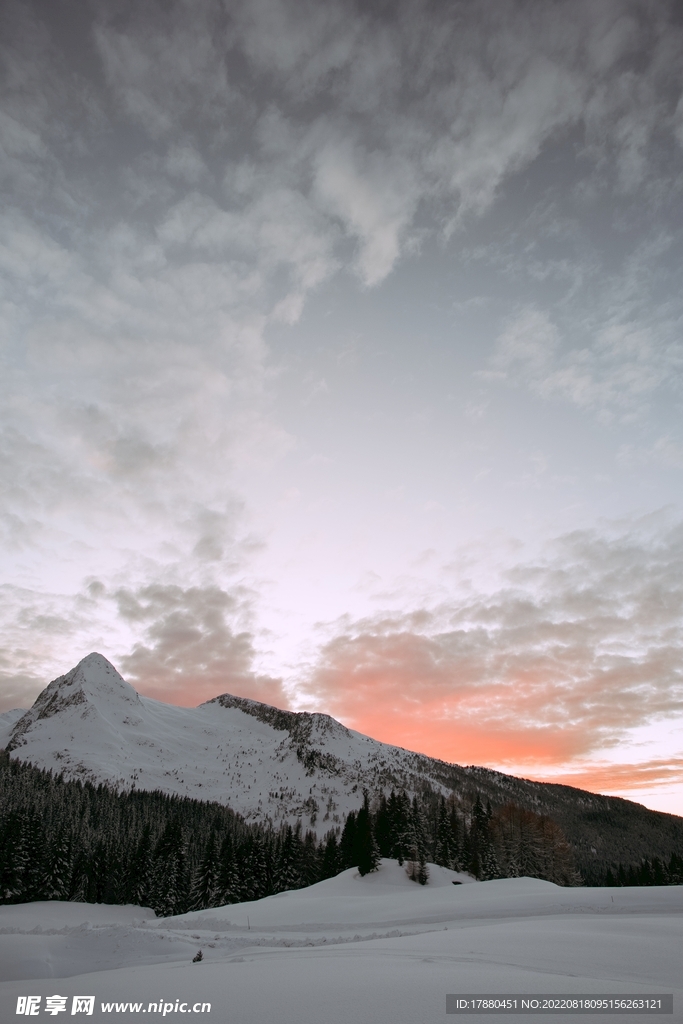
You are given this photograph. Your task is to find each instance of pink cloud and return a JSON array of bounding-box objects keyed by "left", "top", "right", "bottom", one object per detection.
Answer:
[
  {"left": 535, "top": 758, "right": 683, "bottom": 794},
  {"left": 304, "top": 522, "right": 683, "bottom": 771}
]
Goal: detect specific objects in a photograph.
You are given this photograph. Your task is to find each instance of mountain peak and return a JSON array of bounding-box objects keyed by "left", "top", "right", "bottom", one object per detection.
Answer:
[{"left": 8, "top": 652, "right": 141, "bottom": 752}]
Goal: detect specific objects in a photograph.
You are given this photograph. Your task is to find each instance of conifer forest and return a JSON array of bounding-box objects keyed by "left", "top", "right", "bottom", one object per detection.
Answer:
[{"left": 1, "top": 755, "right": 682, "bottom": 915}]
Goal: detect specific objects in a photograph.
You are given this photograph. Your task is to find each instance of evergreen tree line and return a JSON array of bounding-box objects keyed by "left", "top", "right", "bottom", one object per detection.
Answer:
[
  {"left": 3, "top": 756, "right": 678, "bottom": 913},
  {"left": 0, "top": 757, "right": 331, "bottom": 915},
  {"left": 598, "top": 853, "right": 683, "bottom": 888},
  {"left": 369, "top": 790, "right": 583, "bottom": 886}
]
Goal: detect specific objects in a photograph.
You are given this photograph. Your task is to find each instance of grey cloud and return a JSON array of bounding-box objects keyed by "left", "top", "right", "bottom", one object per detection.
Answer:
[
  {"left": 190, "top": 505, "right": 244, "bottom": 564},
  {"left": 0, "top": 584, "right": 104, "bottom": 711},
  {"left": 114, "top": 582, "right": 287, "bottom": 706},
  {"left": 25, "top": 0, "right": 678, "bottom": 287},
  {"left": 0, "top": 577, "right": 286, "bottom": 711},
  {"left": 93, "top": 1, "right": 237, "bottom": 141}
]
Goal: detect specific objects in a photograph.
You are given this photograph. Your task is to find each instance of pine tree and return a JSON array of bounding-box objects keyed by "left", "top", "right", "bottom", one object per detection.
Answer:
[
  {"left": 434, "top": 797, "right": 452, "bottom": 868},
  {"left": 152, "top": 817, "right": 187, "bottom": 916},
  {"left": 478, "top": 800, "right": 499, "bottom": 880},
  {"left": 339, "top": 811, "right": 357, "bottom": 870},
  {"left": 300, "top": 830, "right": 321, "bottom": 887},
  {"left": 356, "top": 793, "right": 380, "bottom": 876},
  {"left": 217, "top": 833, "right": 240, "bottom": 904},
  {"left": 189, "top": 828, "right": 221, "bottom": 910},
  {"left": 126, "top": 824, "right": 153, "bottom": 906},
  {"left": 467, "top": 794, "right": 488, "bottom": 879},
  {"left": 249, "top": 833, "right": 271, "bottom": 900},
  {"left": 69, "top": 850, "right": 90, "bottom": 903},
  {"left": 0, "top": 811, "right": 28, "bottom": 901},
  {"left": 405, "top": 797, "right": 429, "bottom": 884},
  {"left": 22, "top": 813, "right": 46, "bottom": 901},
  {"left": 43, "top": 825, "right": 73, "bottom": 900},
  {"left": 395, "top": 792, "right": 413, "bottom": 865},
  {"left": 276, "top": 825, "right": 301, "bottom": 892},
  {"left": 86, "top": 839, "right": 110, "bottom": 903},
  {"left": 374, "top": 793, "right": 393, "bottom": 858},
  {"left": 448, "top": 801, "right": 463, "bottom": 871},
  {"left": 320, "top": 832, "right": 340, "bottom": 879}
]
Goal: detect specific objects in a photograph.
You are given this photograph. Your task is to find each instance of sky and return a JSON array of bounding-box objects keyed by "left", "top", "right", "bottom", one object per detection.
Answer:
[{"left": 2, "top": 0, "right": 683, "bottom": 814}]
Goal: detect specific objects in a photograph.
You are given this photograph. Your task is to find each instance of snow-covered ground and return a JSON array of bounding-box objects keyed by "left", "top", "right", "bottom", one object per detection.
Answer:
[{"left": 1, "top": 861, "right": 681, "bottom": 1023}]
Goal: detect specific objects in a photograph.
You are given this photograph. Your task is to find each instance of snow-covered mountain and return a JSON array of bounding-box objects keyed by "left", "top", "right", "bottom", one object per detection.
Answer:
[
  {"left": 5, "top": 653, "right": 683, "bottom": 872},
  {"left": 5, "top": 653, "right": 474, "bottom": 833},
  {"left": 0, "top": 708, "right": 26, "bottom": 750}
]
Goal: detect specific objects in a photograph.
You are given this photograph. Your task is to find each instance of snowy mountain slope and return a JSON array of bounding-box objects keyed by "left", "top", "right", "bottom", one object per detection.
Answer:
[
  {"left": 1, "top": 867, "right": 682, "bottom": 1023},
  {"left": 0, "top": 708, "right": 26, "bottom": 750},
  {"left": 5, "top": 654, "right": 476, "bottom": 832}
]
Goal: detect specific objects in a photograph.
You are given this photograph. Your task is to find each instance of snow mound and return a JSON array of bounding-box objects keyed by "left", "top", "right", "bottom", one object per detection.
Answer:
[
  {"left": 0, "top": 901, "right": 155, "bottom": 932},
  {"left": 299, "top": 858, "right": 476, "bottom": 892}
]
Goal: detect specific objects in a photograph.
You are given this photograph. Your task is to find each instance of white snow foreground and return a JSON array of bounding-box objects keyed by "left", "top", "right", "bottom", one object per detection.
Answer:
[
  {"left": 1, "top": 862, "right": 681, "bottom": 1023},
  {"left": 6, "top": 653, "right": 470, "bottom": 832}
]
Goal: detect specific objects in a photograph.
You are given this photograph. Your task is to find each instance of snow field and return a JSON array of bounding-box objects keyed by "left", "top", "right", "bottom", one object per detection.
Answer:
[{"left": 1, "top": 862, "right": 681, "bottom": 1023}]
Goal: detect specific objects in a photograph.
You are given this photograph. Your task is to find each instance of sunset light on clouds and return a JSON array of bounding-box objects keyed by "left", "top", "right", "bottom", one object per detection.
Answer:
[{"left": 2, "top": 0, "right": 683, "bottom": 812}]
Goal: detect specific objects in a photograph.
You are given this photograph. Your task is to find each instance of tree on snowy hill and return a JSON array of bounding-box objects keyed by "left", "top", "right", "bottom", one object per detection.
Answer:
[
  {"left": 42, "top": 824, "right": 72, "bottom": 900},
  {"left": 601, "top": 852, "right": 683, "bottom": 887},
  {"left": 490, "top": 803, "right": 581, "bottom": 886},
  {"left": 466, "top": 795, "right": 499, "bottom": 881},
  {"left": 448, "top": 799, "right": 465, "bottom": 871},
  {"left": 320, "top": 831, "right": 341, "bottom": 879},
  {"left": 127, "top": 824, "right": 153, "bottom": 906},
  {"left": 387, "top": 790, "right": 412, "bottom": 865},
  {"left": 0, "top": 810, "right": 28, "bottom": 901},
  {"left": 215, "top": 833, "right": 240, "bottom": 904},
  {"left": 404, "top": 797, "right": 430, "bottom": 884},
  {"left": 275, "top": 823, "right": 302, "bottom": 892},
  {"left": 300, "top": 828, "right": 321, "bottom": 886},
  {"left": 339, "top": 809, "right": 357, "bottom": 869},
  {"left": 151, "top": 817, "right": 189, "bottom": 915},
  {"left": 189, "top": 827, "right": 221, "bottom": 910},
  {"left": 356, "top": 792, "right": 380, "bottom": 876},
  {"left": 434, "top": 797, "right": 452, "bottom": 868}
]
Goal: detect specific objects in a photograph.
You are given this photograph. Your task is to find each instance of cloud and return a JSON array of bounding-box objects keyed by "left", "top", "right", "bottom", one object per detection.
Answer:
[
  {"left": 93, "top": 1, "right": 236, "bottom": 141},
  {"left": 114, "top": 582, "right": 287, "bottom": 706},
  {"left": 0, "top": 576, "right": 286, "bottom": 712},
  {"left": 313, "top": 139, "right": 418, "bottom": 286},
  {"left": 485, "top": 302, "right": 680, "bottom": 420},
  {"left": 0, "top": 584, "right": 105, "bottom": 711},
  {"left": 486, "top": 307, "right": 560, "bottom": 379},
  {"left": 618, "top": 435, "right": 683, "bottom": 471},
  {"left": 540, "top": 757, "right": 683, "bottom": 793},
  {"left": 303, "top": 518, "right": 683, "bottom": 768},
  {"left": 3, "top": 0, "right": 683, "bottom": 783}
]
